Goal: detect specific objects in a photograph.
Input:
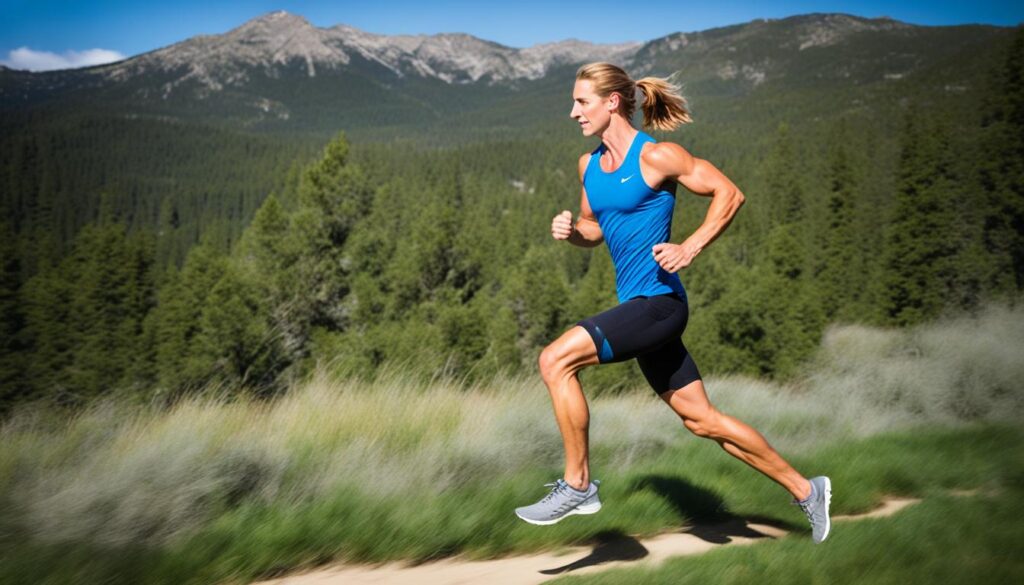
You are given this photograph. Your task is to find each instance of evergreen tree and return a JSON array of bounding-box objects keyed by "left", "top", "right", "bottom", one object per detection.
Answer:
[
  {"left": 196, "top": 265, "right": 282, "bottom": 395},
  {"left": 570, "top": 249, "right": 617, "bottom": 319},
  {"left": 435, "top": 290, "right": 489, "bottom": 379},
  {"left": 123, "top": 229, "right": 159, "bottom": 391},
  {"left": 762, "top": 225, "right": 825, "bottom": 376},
  {"left": 975, "top": 27, "right": 1024, "bottom": 293},
  {"left": 816, "top": 121, "right": 864, "bottom": 320},
  {"left": 20, "top": 265, "right": 74, "bottom": 403},
  {"left": 505, "top": 244, "right": 572, "bottom": 349},
  {"left": 286, "top": 132, "right": 372, "bottom": 332},
  {"left": 15, "top": 200, "right": 157, "bottom": 405},
  {"left": 342, "top": 180, "right": 403, "bottom": 329},
  {"left": 396, "top": 193, "right": 460, "bottom": 305},
  {"left": 64, "top": 215, "right": 142, "bottom": 400},
  {"left": 235, "top": 193, "right": 293, "bottom": 301},
  {"left": 152, "top": 243, "right": 227, "bottom": 393},
  {"left": 156, "top": 195, "right": 181, "bottom": 269},
  {"left": 766, "top": 123, "right": 806, "bottom": 228},
  {"left": 480, "top": 301, "right": 523, "bottom": 378},
  {"left": 0, "top": 218, "right": 26, "bottom": 409},
  {"left": 879, "top": 112, "right": 959, "bottom": 325}
]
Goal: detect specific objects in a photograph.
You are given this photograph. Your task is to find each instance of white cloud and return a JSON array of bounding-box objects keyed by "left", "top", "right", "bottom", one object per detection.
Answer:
[{"left": 1, "top": 47, "right": 126, "bottom": 71}]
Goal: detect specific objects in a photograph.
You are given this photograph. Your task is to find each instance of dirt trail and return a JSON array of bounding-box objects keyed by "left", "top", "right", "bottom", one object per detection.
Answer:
[{"left": 253, "top": 497, "right": 920, "bottom": 585}]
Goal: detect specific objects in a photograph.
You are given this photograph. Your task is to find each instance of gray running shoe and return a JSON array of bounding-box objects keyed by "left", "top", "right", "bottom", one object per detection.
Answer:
[
  {"left": 515, "top": 479, "right": 602, "bottom": 525},
  {"left": 795, "top": 475, "right": 832, "bottom": 543}
]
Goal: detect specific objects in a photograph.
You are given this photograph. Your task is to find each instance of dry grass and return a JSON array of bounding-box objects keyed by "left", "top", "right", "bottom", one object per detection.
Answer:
[{"left": 1, "top": 302, "right": 1021, "bottom": 552}]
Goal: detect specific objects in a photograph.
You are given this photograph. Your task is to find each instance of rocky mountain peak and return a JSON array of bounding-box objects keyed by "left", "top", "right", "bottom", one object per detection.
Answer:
[
  {"left": 228, "top": 10, "right": 313, "bottom": 38},
  {"left": 787, "top": 13, "right": 913, "bottom": 50},
  {"left": 239, "top": 9, "right": 312, "bottom": 30},
  {"left": 220, "top": 9, "right": 336, "bottom": 69},
  {"left": 97, "top": 10, "right": 644, "bottom": 91}
]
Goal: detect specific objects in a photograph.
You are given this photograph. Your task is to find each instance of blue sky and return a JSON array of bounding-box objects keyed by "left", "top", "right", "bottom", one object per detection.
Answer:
[{"left": 2, "top": 0, "right": 1022, "bottom": 71}]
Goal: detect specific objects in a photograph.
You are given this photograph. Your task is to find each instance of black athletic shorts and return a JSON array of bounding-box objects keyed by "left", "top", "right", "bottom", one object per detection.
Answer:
[{"left": 576, "top": 291, "right": 701, "bottom": 394}]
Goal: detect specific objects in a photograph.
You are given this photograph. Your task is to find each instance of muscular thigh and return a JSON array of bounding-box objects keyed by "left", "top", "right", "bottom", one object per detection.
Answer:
[
  {"left": 542, "top": 325, "right": 601, "bottom": 373},
  {"left": 658, "top": 378, "right": 712, "bottom": 419}
]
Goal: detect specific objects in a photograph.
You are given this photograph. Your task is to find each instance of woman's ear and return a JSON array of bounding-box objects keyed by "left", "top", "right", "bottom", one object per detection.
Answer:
[{"left": 606, "top": 92, "right": 620, "bottom": 113}]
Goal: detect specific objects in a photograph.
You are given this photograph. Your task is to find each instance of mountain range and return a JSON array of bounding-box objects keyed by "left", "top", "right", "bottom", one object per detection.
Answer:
[{"left": 1, "top": 11, "right": 1012, "bottom": 136}]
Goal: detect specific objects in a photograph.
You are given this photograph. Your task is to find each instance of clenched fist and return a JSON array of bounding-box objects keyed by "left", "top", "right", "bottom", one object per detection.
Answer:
[
  {"left": 652, "top": 241, "right": 700, "bottom": 273},
  {"left": 551, "top": 210, "right": 574, "bottom": 240}
]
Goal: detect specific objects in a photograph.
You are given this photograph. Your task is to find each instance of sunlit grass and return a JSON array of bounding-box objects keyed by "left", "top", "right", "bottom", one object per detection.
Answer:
[
  {"left": 0, "top": 302, "right": 1021, "bottom": 584},
  {"left": 553, "top": 476, "right": 1024, "bottom": 585}
]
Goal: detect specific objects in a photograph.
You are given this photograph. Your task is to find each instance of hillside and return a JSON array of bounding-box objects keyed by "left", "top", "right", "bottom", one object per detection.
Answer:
[{"left": 1, "top": 13, "right": 1020, "bottom": 412}]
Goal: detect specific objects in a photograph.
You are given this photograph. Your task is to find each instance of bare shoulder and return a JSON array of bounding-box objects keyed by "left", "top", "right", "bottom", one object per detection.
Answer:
[
  {"left": 577, "top": 152, "right": 590, "bottom": 182},
  {"left": 642, "top": 141, "right": 695, "bottom": 176}
]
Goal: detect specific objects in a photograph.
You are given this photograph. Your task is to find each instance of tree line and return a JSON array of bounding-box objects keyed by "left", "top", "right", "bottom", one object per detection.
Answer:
[{"left": 1, "top": 30, "right": 1021, "bottom": 414}]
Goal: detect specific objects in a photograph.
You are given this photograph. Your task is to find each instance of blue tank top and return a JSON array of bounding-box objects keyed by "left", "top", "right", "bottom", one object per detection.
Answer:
[{"left": 583, "top": 130, "right": 687, "bottom": 303}]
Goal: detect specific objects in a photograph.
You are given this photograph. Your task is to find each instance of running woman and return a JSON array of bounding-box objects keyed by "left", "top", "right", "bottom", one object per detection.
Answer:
[{"left": 514, "top": 62, "right": 832, "bottom": 543}]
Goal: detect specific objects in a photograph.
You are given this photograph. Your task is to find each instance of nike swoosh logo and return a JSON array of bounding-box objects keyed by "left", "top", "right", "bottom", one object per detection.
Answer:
[{"left": 620, "top": 175, "right": 634, "bottom": 183}]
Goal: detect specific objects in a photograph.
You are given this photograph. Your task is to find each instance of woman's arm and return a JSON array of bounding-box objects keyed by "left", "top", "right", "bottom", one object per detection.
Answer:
[
  {"left": 567, "top": 153, "right": 604, "bottom": 248},
  {"left": 643, "top": 142, "right": 745, "bottom": 272}
]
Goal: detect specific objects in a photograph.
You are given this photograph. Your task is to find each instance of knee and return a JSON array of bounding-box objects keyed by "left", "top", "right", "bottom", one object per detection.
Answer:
[
  {"left": 539, "top": 343, "right": 578, "bottom": 385},
  {"left": 538, "top": 344, "right": 563, "bottom": 383}
]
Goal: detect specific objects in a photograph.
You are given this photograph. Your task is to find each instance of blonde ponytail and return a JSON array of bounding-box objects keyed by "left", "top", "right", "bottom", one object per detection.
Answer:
[{"left": 635, "top": 77, "right": 692, "bottom": 132}]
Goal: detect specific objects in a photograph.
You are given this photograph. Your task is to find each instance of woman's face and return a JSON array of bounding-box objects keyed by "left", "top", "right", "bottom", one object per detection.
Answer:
[{"left": 570, "top": 79, "right": 616, "bottom": 136}]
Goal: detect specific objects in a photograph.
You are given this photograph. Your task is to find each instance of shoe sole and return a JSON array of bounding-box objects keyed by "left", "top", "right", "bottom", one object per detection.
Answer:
[
  {"left": 818, "top": 476, "right": 832, "bottom": 543},
  {"left": 515, "top": 500, "right": 602, "bottom": 526}
]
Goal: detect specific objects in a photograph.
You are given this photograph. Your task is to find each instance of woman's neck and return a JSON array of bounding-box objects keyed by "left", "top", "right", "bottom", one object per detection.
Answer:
[{"left": 599, "top": 117, "right": 638, "bottom": 159}]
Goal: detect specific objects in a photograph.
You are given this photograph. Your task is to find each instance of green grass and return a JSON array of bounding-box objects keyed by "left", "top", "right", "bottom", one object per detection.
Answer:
[
  {"left": 1, "top": 424, "right": 1020, "bottom": 584},
  {"left": 553, "top": 464, "right": 1024, "bottom": 584}
]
